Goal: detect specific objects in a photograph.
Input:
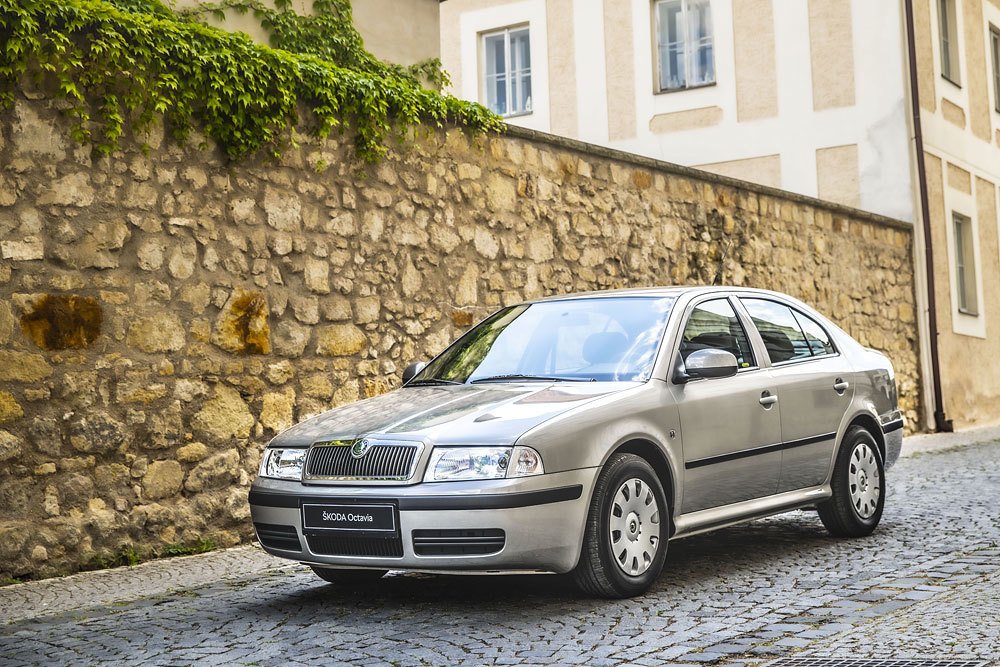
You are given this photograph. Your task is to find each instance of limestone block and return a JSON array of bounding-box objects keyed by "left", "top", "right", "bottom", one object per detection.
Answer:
[
  {"left": 0, "top": 301, "right": 14, "bottom": 344},
  {"left": 191, "top": 386, "right": 254, "bottom": 441},
  {"left": 0, "top": 430, "right": 22, "bottom": 463},
  {"left": 354, "top": 296, "right": 380, "bottom": 324},
  {"left": 272, "top": 321, "right": 310, "bottom": 357},
  {"left": 67, "top": 414, "right": 127, "bottom": 454},
  {"left": 260, "top": 389, "right": 295, "bottom": 432},
  {"left": 0, "top": 350, "right": 53, "bottom": 382},
  {"left": 0, "top": 391, "right": 24, "bottom": 424},
  {"left": 316, "top": 324, "right": 368, "bottom": 356},
  {"left": 211, "top": 290, "right": 270, "bottom": 355},
  {"left": 37, "top": 172, "right": 94, "bottom": 207},
  {"left": 176, "top": 442, "right": 209, "bottom": 463},
  {"left": 303, "top": 258, "right": 330, "bottom": 294},
  {"left": 52, "top": 220, "right": 130, "bottom": 269},
  {"left": 184, "top": 449, "right": 240, "bottom": 493},
  {"left": 455, "top": 266, "right": 479, "bottom": 306},
  {"left": 1, "top": 237, "right": 44, "bottom": 261},
  {"left": 263, "top": 187, "right": 301, "bottom": 231},
  {"left": 12, "top": 100, "right": 66, "bottom": 158},
  {"left": 127, "top": 313, "right": 185, "bottom": 352},
  {"left": 143, "top": 460, "right": 185, "bottom": 500}
]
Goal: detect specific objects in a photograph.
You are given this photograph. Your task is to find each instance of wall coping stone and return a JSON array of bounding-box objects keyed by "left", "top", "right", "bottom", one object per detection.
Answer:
[{"left": 504, "top": 125, "right": 914, "bottom": 233}]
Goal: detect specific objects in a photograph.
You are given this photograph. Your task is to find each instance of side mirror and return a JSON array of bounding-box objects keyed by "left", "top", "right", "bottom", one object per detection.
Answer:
[
  {"left": 402, "top": 361, "right": 427, "bottom": 384},
  {"left": 674, "top": 349, "right": 739, "bottom": 384}
]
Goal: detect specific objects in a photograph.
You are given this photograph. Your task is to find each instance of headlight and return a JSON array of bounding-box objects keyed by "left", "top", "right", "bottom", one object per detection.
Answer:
[
  {"left": 424, "top": 446, "right": 543, "bottom": 482},
  {"left": 258, "top": 448, "right": 306, "bottom": 480}
]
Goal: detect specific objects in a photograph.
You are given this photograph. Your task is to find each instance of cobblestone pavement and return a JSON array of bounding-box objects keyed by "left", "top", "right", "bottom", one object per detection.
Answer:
[{"left": 1, "top": 437, "right": 998, "bottom": 666}]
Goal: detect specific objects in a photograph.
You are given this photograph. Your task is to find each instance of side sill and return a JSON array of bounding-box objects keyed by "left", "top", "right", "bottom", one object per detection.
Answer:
[{"left": 671, "top": 485, "right": 832, "bottom": 539}]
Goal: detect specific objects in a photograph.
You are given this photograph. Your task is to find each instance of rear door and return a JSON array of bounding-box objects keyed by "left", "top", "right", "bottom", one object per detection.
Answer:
[
  {"left": 737, "top": 297, "right": 854, "bottom": 492},
  {"left": 669, "top": 296, "right": 783, "bottom": 513}
]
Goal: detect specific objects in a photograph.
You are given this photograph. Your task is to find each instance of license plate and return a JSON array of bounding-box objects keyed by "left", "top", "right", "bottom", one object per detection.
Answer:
[{"left": 301, "top": 503, "right": 396, "bottom": 533}]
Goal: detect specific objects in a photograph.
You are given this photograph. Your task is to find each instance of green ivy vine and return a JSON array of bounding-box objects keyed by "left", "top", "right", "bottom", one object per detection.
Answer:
[{"left": 0, "top": 0, "right": 504, "bottom": 161}]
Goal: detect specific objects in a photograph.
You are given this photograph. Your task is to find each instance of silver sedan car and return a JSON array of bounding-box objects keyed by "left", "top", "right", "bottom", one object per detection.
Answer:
[{"left": 249, "top": 287, "right": 903, "bottom": 597}]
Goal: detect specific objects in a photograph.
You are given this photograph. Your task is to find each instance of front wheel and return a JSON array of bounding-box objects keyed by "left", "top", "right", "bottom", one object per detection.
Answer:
[
  {"left": 818, "top": 426, "right": 885, "bottom": 537},
  {"left": 572, "top": 453, "right": 669, "bottom": 598}
]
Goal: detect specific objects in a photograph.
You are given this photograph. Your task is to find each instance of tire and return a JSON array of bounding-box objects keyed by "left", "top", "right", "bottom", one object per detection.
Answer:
[
  {"left": 572, "top": 453, "right": 669, "bottom": 598},
  {"left": 310, "top": 566, "right": 388, "bottom": 585},
  {"left": 818, "top": 425, "right": 885, "bottom": 537}
]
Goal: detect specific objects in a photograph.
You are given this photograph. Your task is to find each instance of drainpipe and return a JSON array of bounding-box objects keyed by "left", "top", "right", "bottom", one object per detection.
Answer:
[{"left": 903, "top": 0, "right": 952, "bottom": 432}]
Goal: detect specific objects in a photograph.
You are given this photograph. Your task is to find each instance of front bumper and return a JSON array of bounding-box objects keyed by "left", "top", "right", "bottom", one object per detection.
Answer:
[{"left": 248, "top": 469, "right": 597, "bottom": 574}]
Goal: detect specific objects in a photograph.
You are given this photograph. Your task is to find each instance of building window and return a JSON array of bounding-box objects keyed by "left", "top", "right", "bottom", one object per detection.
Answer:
[
  {"left": 953, "top": 213, "right": 978, "bottom": 316},
  {"left": 482, "top": 26, "right": 531, "bottom": 117},
  {"left": 938, "top": 0, "right": 960, "bottom": 84},
  {"left": 654, "top": 0, "right": 715, "bottom": 92},
  {"left": 991, "top": 25, "right": 1000, "bottom": 112}
]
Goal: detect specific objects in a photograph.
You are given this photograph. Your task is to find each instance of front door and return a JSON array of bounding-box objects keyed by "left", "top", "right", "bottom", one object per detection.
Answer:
[{"left": 670, "top": 297, "right": 783, "bottom": 514}]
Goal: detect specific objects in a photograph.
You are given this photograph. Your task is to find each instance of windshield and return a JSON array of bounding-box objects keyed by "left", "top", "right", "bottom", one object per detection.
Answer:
[{"left": 412, "top": 296, "right": 676, "bottom": 384}]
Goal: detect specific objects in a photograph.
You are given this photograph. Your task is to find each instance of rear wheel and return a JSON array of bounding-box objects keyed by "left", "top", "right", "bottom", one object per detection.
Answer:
[
  {"left": 572, "top": 453, "right": 668, "bottom": 598},
  {"left": 310, "top": 566, "right": 388, "bottom": 585},
  {"left": 818, "top": 426, "right": 885, "bottom": 537}
]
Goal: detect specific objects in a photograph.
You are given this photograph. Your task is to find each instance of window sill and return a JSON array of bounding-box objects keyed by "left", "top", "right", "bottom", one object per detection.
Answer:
[
  {"left": 500, "top": 110, "right": 533, "bottom": 119},
  {"left": 654, "top": 81, "right": 717, "bottom": 96},
  {"left": 958, "top": 308, "right": 979, "bottom": 317},
  {"left": 941, "top": 73, "right": 962, "bottom": 89}
]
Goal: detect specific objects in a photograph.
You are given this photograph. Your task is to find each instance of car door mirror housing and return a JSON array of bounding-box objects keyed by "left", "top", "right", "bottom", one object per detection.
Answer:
[
  {"left": 675, "top": 349, "right": 739, "bottom": 383},
  {"left": 402, "top": 361, "right": 427, "bottom": 384}
]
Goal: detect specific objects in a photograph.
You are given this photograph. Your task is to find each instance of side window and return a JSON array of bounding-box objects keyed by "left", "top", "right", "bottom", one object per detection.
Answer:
[
  {"left": 792, "top": 310, "right": 835, "bottom": 356},
  {"left": 740, "top": 299, "right": 812, "bottom": 363},
  {"left": 680, "top": 299, "right": 755, "bottom": 368}
]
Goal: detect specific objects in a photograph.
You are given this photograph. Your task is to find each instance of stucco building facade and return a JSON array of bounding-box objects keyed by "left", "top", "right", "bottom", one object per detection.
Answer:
[
  {"left": 174, "top": 0, "right": 441, "bottom": 66},
  {"left": 440, "top": 0, "right": 1000, "bottom": 430}
]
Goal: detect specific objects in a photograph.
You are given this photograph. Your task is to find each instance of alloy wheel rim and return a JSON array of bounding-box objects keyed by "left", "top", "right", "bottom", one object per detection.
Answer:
[
  {"left": 848, "top": 441, "right": 881, "bottom": 519},
  {"left": 609, "top": 477, "right": 660, "bottom": 576}
]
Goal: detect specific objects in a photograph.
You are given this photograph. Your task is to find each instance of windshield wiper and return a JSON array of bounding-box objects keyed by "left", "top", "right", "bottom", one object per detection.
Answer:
[
  {"left": 470, "top": 374, "right": 596, "bottom": 383},
  {"left": 406, "top": 377, "right": 464, "bottom": 386}
]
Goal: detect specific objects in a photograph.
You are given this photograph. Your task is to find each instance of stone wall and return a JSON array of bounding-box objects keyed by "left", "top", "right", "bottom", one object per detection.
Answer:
[{"left": 0, "top": 95, "right": 920, "bottom": 579}]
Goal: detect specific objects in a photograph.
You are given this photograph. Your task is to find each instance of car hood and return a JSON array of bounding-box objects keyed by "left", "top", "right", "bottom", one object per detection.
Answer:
[{"left": 268, "top": 382, "right": 634, "bottom": 447}]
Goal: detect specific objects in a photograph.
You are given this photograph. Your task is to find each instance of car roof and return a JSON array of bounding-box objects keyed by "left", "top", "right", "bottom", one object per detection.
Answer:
[{"left": 523, "top": 285, "right": 795, "bottom": 304}]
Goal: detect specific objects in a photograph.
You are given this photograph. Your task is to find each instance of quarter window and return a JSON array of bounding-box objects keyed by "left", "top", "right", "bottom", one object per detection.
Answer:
[
  {"left": 953, "top": 212, "right": 979, "bottom": 316},
  {"left": 679, "top": 299, "right": 755, "bottom": 368},
  {"left": 740, "top": 299, "right": 813, "bottom": 364},
  {"left": 654, "top": 0, "right": 715, "bottom": 92},
  {"left": 938, "top": 0, "right": 960, "bottom": 84},
  {"left": 792, "top": 311, "right": 836, "bottom": 356},
  {"left": 483, "top": 26, "right": 532, "bottom": 117}
]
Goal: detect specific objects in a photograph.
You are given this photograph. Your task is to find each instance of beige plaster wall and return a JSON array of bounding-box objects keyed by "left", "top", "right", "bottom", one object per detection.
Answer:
[
  {"left": 733, "top": 0, "right": 778, "bottom": 121},
  {"left": 695, "top": 154, "right": 782, "bottom": 189},
  {"left": 925, "top": 154, "right": 1000, "bottom": 428},
  {"left": 816, "top": 145, "right": 860, "bottom": 208},
  {"left": 808, "top": 0, "right": 856, "bottom": 111}
]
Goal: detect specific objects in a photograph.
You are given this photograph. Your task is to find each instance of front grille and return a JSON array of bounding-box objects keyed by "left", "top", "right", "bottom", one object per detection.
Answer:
[
  {"left": 307, "top": 534, "right": 403, "bottom": 558},
  {"left": 254, "top": 523, "right": 301, "bottom": 552},
  {"left": 765, "top": 660, "right": 988, "bottom": 667},
  {"left": 305, "top": 440, "right": 420, "bottom": 480},
  {"left": 412, "top": 529, "right": 506, "bottom": 556}
]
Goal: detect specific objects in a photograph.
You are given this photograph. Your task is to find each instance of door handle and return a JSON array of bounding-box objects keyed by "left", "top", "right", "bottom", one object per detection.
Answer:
[
  {"left": 833, "top": 378, "right": 849, "bottom": 393},
  {"left": 759, "top": 391, "right": 778, "bottom": 407}
]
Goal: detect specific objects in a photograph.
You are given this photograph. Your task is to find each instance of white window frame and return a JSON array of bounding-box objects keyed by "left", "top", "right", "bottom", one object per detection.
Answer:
[
  {"left": 953, "top": 212, "right": 979, "bottom": 316},
  {"left": 990, "top": 24, "right": 1000, "bottom": 113},
  {"left": 943, "top": 178, "right": 986, "bottom": 339},
  {"left": 653, "top": 0, "right": 716, "bottom": 94},
  {"left": 480, "top": 25, "right": 532, "bottom": 118},
  {"left": 938, "top": 0, "right": 961, "bottom": 86}
]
